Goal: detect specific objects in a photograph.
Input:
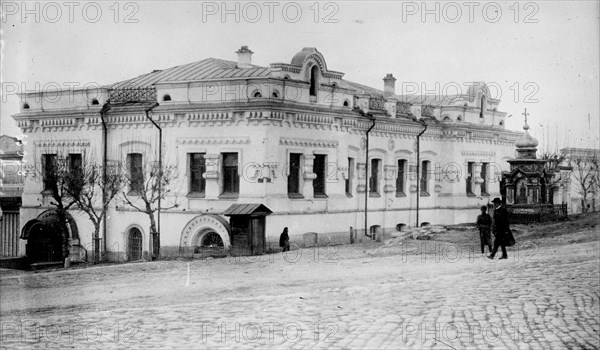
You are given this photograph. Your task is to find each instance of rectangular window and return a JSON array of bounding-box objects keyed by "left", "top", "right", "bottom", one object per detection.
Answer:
[
  {"left": 466, "top": 162, "right": 474, "bottom": 195},
  {"left": 68, "top": 153, "right": 82, "bottom": 177},
  {"left": 288, "top": 153, "right": 302, "bottom": 196},
  {"left": 42, "top": 154, "right": 57, "bottom": 191},
  {"left": 481, "top": 162, "right": 488, "bottom": 195},
  {"left": 420, "top": 160, "right": 429, "bottom": 195},
  {"left": 396, "top": 159, "right": 406, "bottom": 197},
  {"left": 369, "top": 159, "right": 380, "bottom": 195},
  {"left": 345, "top": 157, "right": 354, "bottom": 196},
  {"left": 222, "top": 153, "right": 239, "bottom": 195},
  {"left": 313, "top": 154, "right": 327, "bottom": 197},
  {"left": 189, "top": 153, "right": 206, "bottom": 194},
  {"left": 127, "top": 153, "right": 143, "bottom": 194}
]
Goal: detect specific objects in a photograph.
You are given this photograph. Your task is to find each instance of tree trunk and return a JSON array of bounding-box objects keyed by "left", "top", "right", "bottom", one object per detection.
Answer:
[
  {"left": 148, "top": 213, "right": 159, "bottom": 260},
  {"left": 93, "top": 223, "right": 101, "bottom": 264},
  {"left": 55, "top": 208, "right": 70, "bottom": 261}
]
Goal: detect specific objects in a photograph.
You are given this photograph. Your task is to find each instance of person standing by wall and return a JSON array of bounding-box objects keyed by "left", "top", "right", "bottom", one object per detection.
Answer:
[
  {"left": 476, "top": 206, "right": 493, "bottom": 254},
  {"left": 279, "top": 227, "right": 290, "bottom": 252}
]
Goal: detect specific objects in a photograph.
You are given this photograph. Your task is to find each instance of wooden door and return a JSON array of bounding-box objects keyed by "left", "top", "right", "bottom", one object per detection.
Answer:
[{"left": 250, "top": 217, "right": 265, "bottom": 254}]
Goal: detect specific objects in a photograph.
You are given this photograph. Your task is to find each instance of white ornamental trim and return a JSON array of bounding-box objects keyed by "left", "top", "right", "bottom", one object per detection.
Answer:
[
  {"left": 176, "top": 137, "right": 250, "bottom": 145},
  {"left": 461, "top": 151, "right": 496, "bottom": 157},
  {"left": 34, "top": 140, "right": 90, "bottom": 148},
  {"left": 279, "top": 137, "right": 339, "bottom": 149}
]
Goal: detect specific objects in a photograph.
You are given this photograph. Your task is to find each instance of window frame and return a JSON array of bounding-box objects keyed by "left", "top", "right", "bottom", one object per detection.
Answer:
[
  {"left": 42, "top": 153, "right": 57, "bottom": 192},
  {"left": 345, "top": 157, "right": 354, "bottom": 197},
  {"left": 369, "top": 158, "right": 381, "bottom": 197},
  {"left": 309, "top": 65, "right": 319, "bottom": 101},
  {"left": 287, "top": 153, "right": 303, "bottom": 198},
  {"left": 396, "top": 159, "right": 407, "bottom": 197},
  {"left": 188, "top": 152, "right": 206, "bottom": 197},
  {"left": 480, "top": 162, "right": 489, "bottom": 196},
  {"left": 220, "top": 152, "right": 239, "bottom": 198},
  {"left": 127, "top": 153, "right": 144, "bottom": 196},
  {"left": 420, "top": 160, "right": 430, "bottom": 197},
  {"left": 313, "top": 154, "right": 327, "bottom": 198},
  {"left": 466, "top": 161, "right": 475, "bottom": 196}
]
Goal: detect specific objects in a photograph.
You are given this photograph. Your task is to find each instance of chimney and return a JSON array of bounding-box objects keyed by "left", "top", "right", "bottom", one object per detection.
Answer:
[
  {"left": 383, "top": 73, "right": 396, "bottom": 97},
  {"left": 236, "top": 46, "right": 253, "bottom": 69}
]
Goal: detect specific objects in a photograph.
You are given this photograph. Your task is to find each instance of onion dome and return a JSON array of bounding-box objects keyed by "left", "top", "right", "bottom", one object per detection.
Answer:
[{"left": 515, "top": 122, "right": 539, "bottom": 149}]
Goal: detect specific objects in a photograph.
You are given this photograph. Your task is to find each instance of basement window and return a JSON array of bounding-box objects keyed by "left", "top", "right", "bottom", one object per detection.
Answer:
[
  {"left": 91, "top": 99, "right": 99, "bottom": 105},
  {"left": 162, "top": 94, "right": 172, "bottom": 101},
  {"left": 23, "top": 103, "right": 30, "bottom": 109}
]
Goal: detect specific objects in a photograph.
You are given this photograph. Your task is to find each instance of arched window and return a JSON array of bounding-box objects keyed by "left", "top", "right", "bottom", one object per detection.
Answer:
[
  {"left": 480, "top": 94, "right": 486, "bottom": 118},
  {"left": 272, "top": 91, "right": 279, "bottom": 98},
  {"left": 457, "top": 116, "right": 462, "bottom": 121},
  {"left": 91, "top": 98, "right": 99, "bottom": 105},
  {"left": 162, "top": 94, "right": 171, "bottom": 101},
  {"left": 499, "top": 121, "right": 504, "bottom": 126},
  {"left": 283, "top": 75, "right": 290, "bottom": 80},
  {"left": 443, "top": 116, "right": 451, "bottom": 121},
  {"left": 343, "top": 100, "right": 349, "bottom": 107},
  {"left": 396, "top": 223, "right": 407, "bottom": 232},
  {"left": 253, "top": 91, "right": 262, "bottom": 98},
  {"left": 127, "top": 227, "right": 143, "bottom": 261},
  {"left": 22, "top": 103, "right": 30, "bottom": 109},
  {"left": 309, "top": 65, "right": 318, "bottom": 97}
]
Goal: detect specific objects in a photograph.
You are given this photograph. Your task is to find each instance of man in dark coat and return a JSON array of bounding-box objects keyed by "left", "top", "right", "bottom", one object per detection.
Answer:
[
  {"left": 279, "top": 227, "right": 290, "bottom": 252},
  {"left": 476, "top": 206, "right": 493, "bottom": 254},
  {"left": 488, "top": 197, "right": 510, "bottom": 260}
]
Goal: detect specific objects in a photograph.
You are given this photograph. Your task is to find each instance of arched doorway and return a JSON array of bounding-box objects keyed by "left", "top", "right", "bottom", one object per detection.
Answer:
[
  {"left": 24, "top": 220, "right": 63, "bottom": 263},
  {"left": 127, "top": 227, "right": 143, "bottom": 261},
  {"left": 21, "top": 210, "right": 78, "bottom": 264}
]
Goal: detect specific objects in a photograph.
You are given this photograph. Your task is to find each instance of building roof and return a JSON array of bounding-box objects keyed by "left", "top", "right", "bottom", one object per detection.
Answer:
[
  {"left": 110, "top": 58, "right": 272, "bottom": 89},
  {"left": 223, "top": 203, "right": 273, "bottom": 216},
  {"left": 105, "top": 51, "right": 489, "bottom": 108}
]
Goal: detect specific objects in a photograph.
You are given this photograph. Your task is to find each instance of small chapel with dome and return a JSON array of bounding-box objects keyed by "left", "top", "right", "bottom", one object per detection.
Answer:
[{"left": 500, "top": 109, "right": 565, "bottom": 221}]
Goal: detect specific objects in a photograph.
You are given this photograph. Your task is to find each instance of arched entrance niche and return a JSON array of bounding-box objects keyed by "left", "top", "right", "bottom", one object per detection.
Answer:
[
  {"left": 179, "top": 215, "right": 231, "bottom": 256},
  {"left": 20, "top": 210, "right": 79, "bottom": 263}
]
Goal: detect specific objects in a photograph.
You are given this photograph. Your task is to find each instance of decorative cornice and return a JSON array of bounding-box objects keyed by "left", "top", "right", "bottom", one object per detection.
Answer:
[
  {"left": 461, "top": 150, "right": 496, "bottom": 157},
  {"left": 176, "top": 137, "right": 250, "bottom": 145},
  {"left": 34, "top": 140, "right": 90, "bottom": 148},
  {"left": 279, "top": 137, "right": 339, "bottom": 149}
]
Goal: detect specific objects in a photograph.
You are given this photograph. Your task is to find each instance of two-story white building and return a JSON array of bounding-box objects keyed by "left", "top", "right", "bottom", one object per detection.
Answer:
[{"left": 14, "top": 46, "right": 521, "bottom": 263}]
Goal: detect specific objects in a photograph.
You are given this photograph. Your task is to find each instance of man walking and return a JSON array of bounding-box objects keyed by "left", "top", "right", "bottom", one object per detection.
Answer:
[{"left": 488, "top": 197, "right": 510, "bottom": 260}]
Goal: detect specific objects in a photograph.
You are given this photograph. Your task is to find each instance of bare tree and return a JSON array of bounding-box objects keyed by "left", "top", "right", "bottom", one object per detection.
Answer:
[
  {"left": 569, "top": 152, "right": 599, "bottom": 213},
  {"left": 30, "top": 150, "right": 78, "bottom": 261},
  {"left": 540, "top": 151, "right": 568, "bottom": 203},
  {"left": 63, "top": 154, "right": 124, "bottom": 263},
  {"left": 121, "top": 157, "right": 179, "bottom": 260}
]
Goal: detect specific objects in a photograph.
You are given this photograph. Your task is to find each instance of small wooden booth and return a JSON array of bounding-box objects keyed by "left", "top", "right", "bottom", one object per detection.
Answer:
[{"left": 223, "top": 203, "right": 273, "bottom": 256}]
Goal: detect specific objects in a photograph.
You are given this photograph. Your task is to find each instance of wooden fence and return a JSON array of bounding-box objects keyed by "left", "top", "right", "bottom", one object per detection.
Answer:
[{"left": 1, "top": 209, "right": 20, "bottom": 257}]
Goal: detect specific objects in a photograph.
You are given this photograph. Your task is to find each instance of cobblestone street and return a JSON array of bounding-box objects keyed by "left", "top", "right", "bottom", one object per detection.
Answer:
[{"left": 1, "top": 229, "right": 599, "bottom": 349}]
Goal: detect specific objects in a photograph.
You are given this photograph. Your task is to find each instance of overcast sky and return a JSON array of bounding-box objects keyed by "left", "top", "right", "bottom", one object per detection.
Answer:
[{"left": 1, "top": 1, "right": 598, "bottom": 150}]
